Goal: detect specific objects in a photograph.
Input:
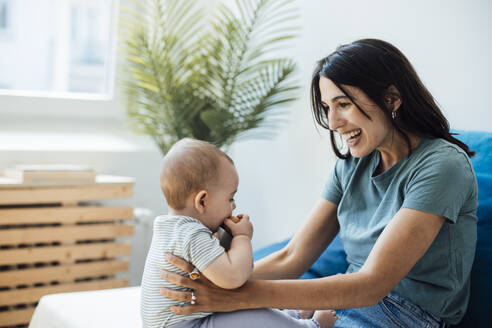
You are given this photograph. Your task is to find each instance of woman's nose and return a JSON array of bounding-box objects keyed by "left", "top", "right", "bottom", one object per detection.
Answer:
[
  {"left": 232, "top": 202, "right": 236, "bottom": 211},
  {"left": 328, "top": 109, "right": 343, "bottom": 131}
]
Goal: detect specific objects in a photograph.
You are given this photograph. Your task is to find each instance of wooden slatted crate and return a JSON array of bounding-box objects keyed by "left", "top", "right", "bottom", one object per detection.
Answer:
[{"left": 0, "top": 175, "right": 135, "bottom": 328}]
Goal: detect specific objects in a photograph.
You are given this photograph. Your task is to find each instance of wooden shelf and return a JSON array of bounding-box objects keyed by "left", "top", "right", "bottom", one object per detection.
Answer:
[
  {"left": 0, "top": 175, "right": 134, "bottom": 206},
  {"left": 0, "top": 176, "right": 134, "bottom": 327}
]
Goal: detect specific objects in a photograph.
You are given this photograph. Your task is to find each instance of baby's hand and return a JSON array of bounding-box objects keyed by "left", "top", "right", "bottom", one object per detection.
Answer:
[{"left": 224, "top": 214, "right": 253, "bottom": 239}]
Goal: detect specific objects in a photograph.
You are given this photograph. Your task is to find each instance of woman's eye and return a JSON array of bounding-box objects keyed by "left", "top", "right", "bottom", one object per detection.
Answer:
[
  {"left": 229, "top": 198, "right": 235, "bottom": 203},
  {"left": 339, "top": 102, "right": 350, "bottom": 108}
]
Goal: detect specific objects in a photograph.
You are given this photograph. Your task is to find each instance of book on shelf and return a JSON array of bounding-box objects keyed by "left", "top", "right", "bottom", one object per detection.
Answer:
[{"left": 3, "top": 164, "right": 97, "bottom": 185}]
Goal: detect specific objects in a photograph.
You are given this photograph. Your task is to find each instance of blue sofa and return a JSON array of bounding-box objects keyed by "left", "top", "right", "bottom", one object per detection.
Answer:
[{"left": 254, "top": 131, "right": 491, "bottom": 328}]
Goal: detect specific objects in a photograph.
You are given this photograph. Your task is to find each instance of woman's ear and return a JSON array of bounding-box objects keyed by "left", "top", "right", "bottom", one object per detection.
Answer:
[
  {"left": 194, "top": 190, "right": 208, "bottom": 214},
  {"left": 384, "top": 85, "right": 402, "bottom": 111}
]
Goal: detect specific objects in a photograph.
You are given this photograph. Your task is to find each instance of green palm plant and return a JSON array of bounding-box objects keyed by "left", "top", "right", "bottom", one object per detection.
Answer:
[{"left": 119, "top": 0, "right": 300, "bottom": 155}]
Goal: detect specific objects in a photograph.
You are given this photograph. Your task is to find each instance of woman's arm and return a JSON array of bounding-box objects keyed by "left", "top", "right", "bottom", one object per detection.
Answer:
[
  {"left": 161, "top": 207, "right": 445, "bottom": 313},
  {"left": 252, "top": 198, "right": 340, "bottom": 280}
]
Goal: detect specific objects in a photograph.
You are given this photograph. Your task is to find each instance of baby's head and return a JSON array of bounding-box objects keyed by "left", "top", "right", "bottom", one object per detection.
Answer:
[{"left": 160, "top": 138, "right": 238, "bottom": 231}]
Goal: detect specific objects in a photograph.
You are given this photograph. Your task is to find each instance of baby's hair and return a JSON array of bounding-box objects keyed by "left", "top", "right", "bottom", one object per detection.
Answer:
[{"left": 160, "top": 138, "right": 234, "bottom": 210}]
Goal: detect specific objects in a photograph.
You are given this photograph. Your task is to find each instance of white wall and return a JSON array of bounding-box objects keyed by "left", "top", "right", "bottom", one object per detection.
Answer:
[
  {"left": 231, "top": 0, "right": 492, "bottom": 250},
  {"left": 1, "top": 0, "right": 491, "bottom": 285}
]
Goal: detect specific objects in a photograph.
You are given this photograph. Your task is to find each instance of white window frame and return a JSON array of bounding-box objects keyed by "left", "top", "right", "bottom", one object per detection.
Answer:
[
  {"left": 0, "top": 0, "right": 13, "bottom": 38},
  {"left": 0, "top": 0, "right": 122, "bottom": 120}
]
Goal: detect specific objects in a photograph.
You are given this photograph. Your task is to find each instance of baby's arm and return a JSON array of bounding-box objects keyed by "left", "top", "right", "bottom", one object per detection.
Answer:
[{"left": 202, "top": 214, "right": 253, "bottom": 289}]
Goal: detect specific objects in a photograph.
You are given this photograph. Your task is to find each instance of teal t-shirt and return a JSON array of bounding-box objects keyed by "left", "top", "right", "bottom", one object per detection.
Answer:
[{"left": 322, "top": 137, "right": 478, "bottom": 325}]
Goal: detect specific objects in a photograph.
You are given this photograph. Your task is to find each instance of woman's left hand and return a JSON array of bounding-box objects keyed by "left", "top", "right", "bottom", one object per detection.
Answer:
[{"left": 160, "top": 253, "right": 251, "bottom": 314}]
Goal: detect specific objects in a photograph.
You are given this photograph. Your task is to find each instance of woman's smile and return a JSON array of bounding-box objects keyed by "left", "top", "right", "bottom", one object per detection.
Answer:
[{"left": 342, "top": 128, "right": 362, "bottom": 147}]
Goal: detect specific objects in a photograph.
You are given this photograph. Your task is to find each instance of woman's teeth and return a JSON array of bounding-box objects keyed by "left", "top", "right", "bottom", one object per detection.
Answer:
[{"left": 342, "top": 129, "right": 362, "bottom": 141}]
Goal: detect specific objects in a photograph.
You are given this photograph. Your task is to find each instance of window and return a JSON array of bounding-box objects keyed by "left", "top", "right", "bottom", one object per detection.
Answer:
[
  {"left": 0, "top": 0, "right": 116, "bottom": 96},
  {"left": 0, "top": 0, "right": 10, "bottom": 33}
]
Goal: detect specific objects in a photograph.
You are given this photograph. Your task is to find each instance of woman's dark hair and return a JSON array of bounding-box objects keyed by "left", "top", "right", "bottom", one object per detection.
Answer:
[{"left": 310, "top": 38, "right": 475, "bottom": 159}]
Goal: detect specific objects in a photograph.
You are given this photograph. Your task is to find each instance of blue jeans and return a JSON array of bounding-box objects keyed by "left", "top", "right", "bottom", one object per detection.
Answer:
[
  {"left": 334, "top": 292, "right": 445, "bottom": 328},
  {"left": 334, "top": 264, "right": 445, "bottom": 328}
]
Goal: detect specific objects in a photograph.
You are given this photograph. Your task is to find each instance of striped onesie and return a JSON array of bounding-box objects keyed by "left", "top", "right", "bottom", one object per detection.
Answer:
[{"left": 141, "top": 215, "right": 321, "bottom": 328}]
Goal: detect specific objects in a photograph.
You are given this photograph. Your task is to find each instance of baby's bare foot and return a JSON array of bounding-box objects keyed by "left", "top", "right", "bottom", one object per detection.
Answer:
[{"left": 313, "top": 310, "right": 338, "bottom": 328}]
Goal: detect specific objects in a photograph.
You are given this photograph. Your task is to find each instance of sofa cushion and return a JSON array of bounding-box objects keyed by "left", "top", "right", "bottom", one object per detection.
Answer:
[{"left": 453, "top": 131, "right": 492, "bottom": 328}]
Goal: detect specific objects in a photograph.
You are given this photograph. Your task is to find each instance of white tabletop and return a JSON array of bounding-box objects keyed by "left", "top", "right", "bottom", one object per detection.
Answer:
[{"left": 29, "top": 286, "right": 142, "bottom": 328}]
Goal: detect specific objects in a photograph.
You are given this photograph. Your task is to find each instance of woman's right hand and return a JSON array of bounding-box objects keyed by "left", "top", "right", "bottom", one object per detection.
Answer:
[{"left": 160, "top": 253, "right": 253, "bottom": 314}]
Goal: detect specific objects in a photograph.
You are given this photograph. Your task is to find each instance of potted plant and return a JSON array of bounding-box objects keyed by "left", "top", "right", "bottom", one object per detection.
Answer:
[{"left": 119, "top": 0, "right": 300, "bottom": 154}]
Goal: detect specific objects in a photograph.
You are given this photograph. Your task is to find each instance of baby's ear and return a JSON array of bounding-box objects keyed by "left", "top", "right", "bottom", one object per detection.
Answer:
[{"left": 194, "top": 190, "right": 208, "bottom": 214}]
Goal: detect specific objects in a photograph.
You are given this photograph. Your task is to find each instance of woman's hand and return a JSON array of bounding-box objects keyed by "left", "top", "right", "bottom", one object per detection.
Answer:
[{"left": 160, "top": 253, "right": 251, "bottom": 314}]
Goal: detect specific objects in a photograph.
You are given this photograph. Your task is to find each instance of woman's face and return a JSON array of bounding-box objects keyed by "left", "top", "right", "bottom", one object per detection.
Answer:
[{"left": 319, "top": 76, "right": 393, "bottom": 158}]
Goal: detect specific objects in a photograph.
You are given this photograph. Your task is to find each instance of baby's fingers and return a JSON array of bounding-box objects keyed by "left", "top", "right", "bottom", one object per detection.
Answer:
[
  {"left": 224, "top": 218, "right": 236, "bottom": 230},
  {"left": 237, "top": 214, "right": 249, "bottom": 222}
]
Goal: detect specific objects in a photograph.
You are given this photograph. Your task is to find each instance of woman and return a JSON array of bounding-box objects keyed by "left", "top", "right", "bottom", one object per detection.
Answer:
[{"left": 159, "top": 39, "right": 478, "bottom": 327}]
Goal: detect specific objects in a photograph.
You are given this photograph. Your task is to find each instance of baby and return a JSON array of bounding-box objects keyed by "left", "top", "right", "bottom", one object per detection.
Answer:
[{"left": 141, "top": 138, "right": 337, "bottom": 328}]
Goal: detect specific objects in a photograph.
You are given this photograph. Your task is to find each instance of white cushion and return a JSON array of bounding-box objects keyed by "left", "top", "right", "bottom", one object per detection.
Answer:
[{"left": 29, "top": 287, "right": 141, "bottom": 328}]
